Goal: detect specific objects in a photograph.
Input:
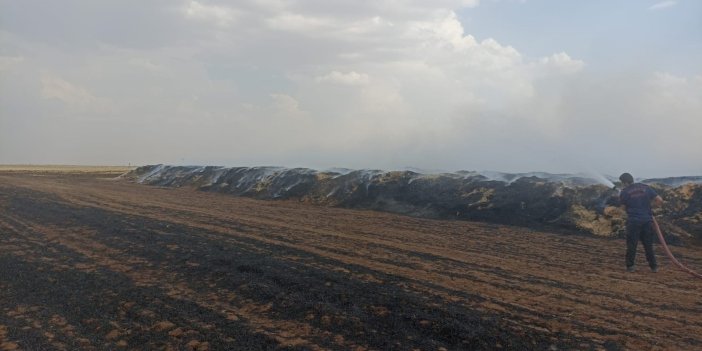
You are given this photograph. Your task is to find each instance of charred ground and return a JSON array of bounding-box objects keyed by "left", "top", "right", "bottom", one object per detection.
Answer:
[
  {"left": 125, "top": 165, "right": 702, "bottom": 243},
  {"left": 1, "top": 172, "right": 701, "bottom": 350}
]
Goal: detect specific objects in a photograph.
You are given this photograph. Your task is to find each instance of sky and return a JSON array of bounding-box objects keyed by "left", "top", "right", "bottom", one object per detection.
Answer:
[{"left": 0, "top": 0, "right": 700, "bottom": 177}]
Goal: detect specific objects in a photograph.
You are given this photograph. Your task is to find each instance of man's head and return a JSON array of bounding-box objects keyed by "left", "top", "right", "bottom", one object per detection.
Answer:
[{"left": 619, "top": 172, "right": 634, "bottom": 185}]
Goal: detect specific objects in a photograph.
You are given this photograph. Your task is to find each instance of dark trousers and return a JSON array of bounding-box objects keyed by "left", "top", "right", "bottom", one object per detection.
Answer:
[{"left": 626, "top": 220, "right": 657, "bottom": 269}]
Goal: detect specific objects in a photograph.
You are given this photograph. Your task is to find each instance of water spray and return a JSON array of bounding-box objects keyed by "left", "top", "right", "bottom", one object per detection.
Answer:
[{"left": 584, "top": 169, "right": 616, "bottom": 188}]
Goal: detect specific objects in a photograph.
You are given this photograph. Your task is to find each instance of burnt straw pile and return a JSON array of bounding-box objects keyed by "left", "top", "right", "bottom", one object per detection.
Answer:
[{"left": 123, "top": 165, "right": 702, "bottom": 243}]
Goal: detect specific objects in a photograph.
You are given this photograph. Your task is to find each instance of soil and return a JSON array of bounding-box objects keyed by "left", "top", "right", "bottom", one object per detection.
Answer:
[{"left": 1, "top": 172, "right": 701, "bottom": 350}]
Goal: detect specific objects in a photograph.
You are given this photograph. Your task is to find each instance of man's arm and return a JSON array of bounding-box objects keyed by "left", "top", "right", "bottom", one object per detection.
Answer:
[
  {"left": 652, "top": 195, "right": 663, "bottom": 208},
  {"left": 647, "top": 186, "right": 663, "bottom": 208}
]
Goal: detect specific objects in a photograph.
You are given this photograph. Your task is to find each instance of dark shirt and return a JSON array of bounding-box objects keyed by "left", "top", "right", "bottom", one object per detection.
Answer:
[{"left": 619, "top": 183, "right": 658, "bottom": 222}]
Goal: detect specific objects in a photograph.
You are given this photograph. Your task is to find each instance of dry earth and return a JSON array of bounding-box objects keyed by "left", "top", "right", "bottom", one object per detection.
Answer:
[
  {"left": 0, "top": 171, "right": 701, "bottom": 350},
  {"left": 0, "top": 165, "right": 133, "bottom": 175}
]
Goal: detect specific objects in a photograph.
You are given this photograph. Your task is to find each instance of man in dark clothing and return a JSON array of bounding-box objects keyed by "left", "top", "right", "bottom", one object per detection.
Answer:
[{"left": 618, "top": 172, "right": 664, "bottom": 272}]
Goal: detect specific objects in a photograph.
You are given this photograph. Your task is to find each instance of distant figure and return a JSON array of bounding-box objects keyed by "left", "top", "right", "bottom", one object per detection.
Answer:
[{"left": 619, "top": 172, "right": 664, "bottom": 272}]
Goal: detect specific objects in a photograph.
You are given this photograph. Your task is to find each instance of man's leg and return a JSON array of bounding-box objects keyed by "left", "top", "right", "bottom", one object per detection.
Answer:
[
  {"left": 641, "top": 221, "right": 658, "bottom": 271},
  {"left": 626, "top": 221, "right": 641, "bottom": 270}
]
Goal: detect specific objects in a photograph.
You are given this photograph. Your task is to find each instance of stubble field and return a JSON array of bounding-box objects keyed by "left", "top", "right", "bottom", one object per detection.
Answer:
[{"left": 1, "top": 170, "right": 701, "bottom": 350}]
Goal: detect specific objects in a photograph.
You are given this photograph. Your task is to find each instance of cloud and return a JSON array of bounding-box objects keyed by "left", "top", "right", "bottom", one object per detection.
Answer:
[
  {"left": 127, "top": 57, "right": 165, "bottom": 72},
  {"left": 40, "top": 74, "right": 98, "bottom": 107},
  {"left": 39, "top": 73, "right": 114, "bottom": 116},
  {"left": 0, "top": 1, "right": 699, "bottom": 176},
  {"left": 0, "top": 55, "right": 24, "bottom": 71},
  {"left": 183, "top": 1, "right": 239, "bottom": 27},
  {"left": 265, "top": 12, "right": 333, "bottom": 33},
  {"left": 269, "top": 93, "right": 306, "bottom": 117},
  {"left": 316, "top": 71, "right": 370, "bottom": 85},
  {"left": 538, "top": 52, "right": 585, "bottom": 74},
  {"left": 648, "top": 1, "right": 677, "bottom": 10}
]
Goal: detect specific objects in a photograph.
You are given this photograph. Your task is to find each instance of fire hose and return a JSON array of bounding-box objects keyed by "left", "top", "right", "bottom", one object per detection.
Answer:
[{"left": 652, "top": 217, "right": 702, "bottom": 279}]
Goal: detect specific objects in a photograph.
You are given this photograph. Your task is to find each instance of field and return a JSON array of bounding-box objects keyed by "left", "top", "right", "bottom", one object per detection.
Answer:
[
  {"left": 0, "top": 165, "right": 133, "bottom": 175},
  {"left": 1, "top": 170, "right": 701, "bottom": 350}
]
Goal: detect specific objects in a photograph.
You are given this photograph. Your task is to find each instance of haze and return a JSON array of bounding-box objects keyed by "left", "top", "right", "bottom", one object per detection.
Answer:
[{"left": 1, "top": 0, "right": 700, "bottom": 178}]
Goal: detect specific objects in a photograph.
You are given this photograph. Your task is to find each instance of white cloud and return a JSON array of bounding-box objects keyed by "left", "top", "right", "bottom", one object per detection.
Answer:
[
  {"left": 7, "top": 2, "right": 590, "bottom": 168},
  {"left": 644, "top": 73, "right": 702, "bottom": 125},
  {"left": 265, "top": 12, "right": 333, "bottom": 32},
  {"left": 538, "top": 52, "right": 585, "bottom": 74},
  {"left": 0, "top": 55, "right": 24, "bottom": 71},
  {"left": 649, "top": 1, "right": 677, "bottom": 10},
  {"left": 3, "top": 0, "right": 699, "bottom": 176},
  {"left": 183, "top": 1, "right": 239, "bottom": 27},
  {"left": 316, "top": 71, "right": 370, "bottom": 85},
  {"left": 388, "top": 0, "right": 480, "bottom": 10},
  {"left": 41, "top": 74, "right": 97, "bottom": 107},
  {"left": 39, "top": 74, "right": 113, "bottom": 115},
  {"left": 270, "top": 93, "right": 305, "bottom": 116},
  {"left": 128, "top": 57, "right": 165, "bottom": 72},
  {"left": 249, "top": 0, "right": 289, "bottom": 12}
]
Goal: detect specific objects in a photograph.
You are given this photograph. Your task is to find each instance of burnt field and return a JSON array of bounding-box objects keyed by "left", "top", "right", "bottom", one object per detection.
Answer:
[{"left": 1, "top": 172, "right": 701, "bottom": 350}]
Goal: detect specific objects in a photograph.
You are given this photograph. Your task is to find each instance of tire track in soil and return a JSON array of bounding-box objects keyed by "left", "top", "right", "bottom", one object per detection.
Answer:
[{"left": 2, "top": 174, "right": 702, "bottom": 350}]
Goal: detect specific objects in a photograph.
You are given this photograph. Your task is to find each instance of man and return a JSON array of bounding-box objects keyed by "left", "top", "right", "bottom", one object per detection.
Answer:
[{"left": 619, "top": 172, "right": 664, "bottom": 272}]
